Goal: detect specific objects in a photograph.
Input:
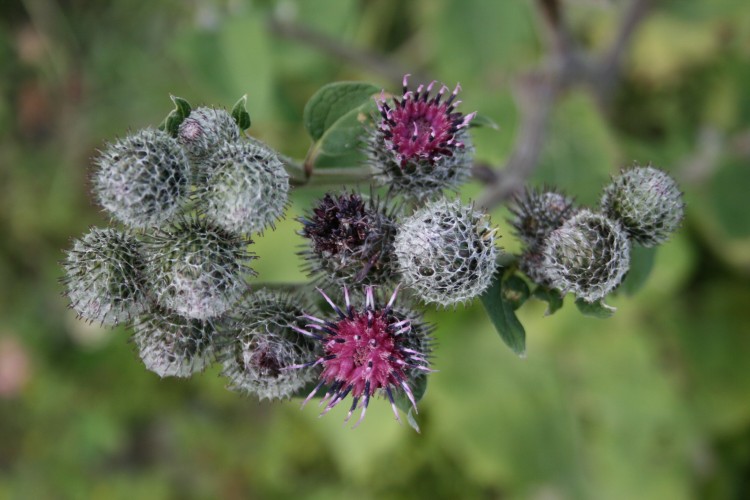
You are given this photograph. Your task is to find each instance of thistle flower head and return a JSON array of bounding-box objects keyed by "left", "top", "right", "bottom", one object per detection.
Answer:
[
  {"left": 62, "top": 227, "right": 150, "bottom": 325},
  {"left": 294, "top": 286, "right": 433, "bottom": 428},
  {"left": 177, "top": 106, "right": 241, "bottom": 167},
  {"left": 93, "top": 128, "right": 190, "bottom": 229},
  {"left": 542, "top": 210, "right": 631, "bottom": 302},
  {"left": 298, "top": 192, "right": 398, "bottom": 286},
  {"left": 368, "top": 75, "right": 476, "bottom": 199},
  {"left": 134, "top": 310, "right": 217, "bottom": 378},
  {"left": 394, "top": 199, "right": 498, "bottom": 306},
  {"left": 600, "top": 166, "right": 684, "bottom": 247},
  {"left": 199, "top": 141, "right": 289, "bottom": 235},
  {"left": 220, "top": 290, "right": 320, "bottom": 400},
  {"left": 144, "top": 217, "right": 256, "bottom": 319},
  {"left": 509, "top": 187, "right": 576, "bottom": 250}
]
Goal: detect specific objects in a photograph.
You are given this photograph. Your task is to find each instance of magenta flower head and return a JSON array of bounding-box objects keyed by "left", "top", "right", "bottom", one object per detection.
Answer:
[
  {"left": 367, "top": 74, "right": 476, "bottom": 199},
  {"left": 291, "top": 286, "right": 433, "bottom": 428}
]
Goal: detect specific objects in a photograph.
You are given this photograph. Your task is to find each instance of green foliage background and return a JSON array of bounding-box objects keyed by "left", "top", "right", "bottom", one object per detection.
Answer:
[{"left": 1, "top": 0, "right": 749, "bottom": 498}]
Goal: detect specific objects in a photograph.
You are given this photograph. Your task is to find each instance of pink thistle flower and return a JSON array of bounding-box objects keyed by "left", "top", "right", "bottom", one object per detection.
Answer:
[
  {"left": 367, "top": 75, "right": 476, "bottom": 199},
  {"left": 290, "top": 286, "right": 432, "bottom": 428}
]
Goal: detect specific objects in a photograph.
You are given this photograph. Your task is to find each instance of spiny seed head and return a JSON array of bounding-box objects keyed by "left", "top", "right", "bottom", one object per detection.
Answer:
[
  {"left": 177, "top": 106, "right": 241, "bottom": 167},
  {"left": 199, "top": 141, "right": 289, "bottom": 235},
  {"left": 62, "top": 227, "right": 150, "bottom": 326},
  {"left": 93, "top": 128, "right": 191, "bottom": 229},
  {"left": 509, "top": 187, "right": 576, "bottom": 250},
  {"left": 296, "top": 286, "right": 433, "bottom": 428},
  {"left": 298, "top": 192, "right": 399, "bottom": 286},
  {"left": 601, "top": 165, "right": 685, "bottom": 247},
  {"left": 519, "top": 249, "right": 554, "bottom": 287},
  {"left": 542, "top": 210, "right": 631, "bottom": 303},
  {"left": 144, "top": 217, "right": 256, "bottom": 319},
  {"left": 368, "top": 74, "right": 476, "bottom": 200},
  {"left": 395, "top": 199, "right": 498, "bottom": 306},
  {"left": 134, "top": 310, "right": 218, "bottom": 378},
  {"left": 219, "top": 290, "right": 320, "bottom": 401}
]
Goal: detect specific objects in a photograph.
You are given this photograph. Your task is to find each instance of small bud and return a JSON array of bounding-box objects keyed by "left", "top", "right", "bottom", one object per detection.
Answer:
[
  {"left": 177, "top": 107, "right": 241, "bottom": 167},
  {"left": 509, "top": 187, "right": 576, "bottom": 250},
  {"left": 298, "top": 192, "right": 399, "bottom": 286},
  {"left": 295, "top": 286, "right": 433, "bottom": 427},
  {"left": 62, "top": 228, "right": 149, "bottom": 325},
  {"left": 144, "top": 218, "right": 256, "bottom": 320},
  {"left": 395, "top": 199, "right": 498, "bottom": 306},
  {"left": 134, "top": 310, "right": 218, "bottom": 378},
  {"left": 198, "top": 141, "right": 289, "bottom": 235},
  {"left": 93, "top": 128, "right": 191, "bottom": 229},
  {"left": 219, "top": 291, "right": 320, "bottom": 401},
  {"left": 601, "top": 166, "right": 685, "bottom": 247},
  {"left": 542, "top": 210, "right": 631, "bottom": 302},
  {"left": 366, "top": 75, "right": 475, "bottom": 199}
]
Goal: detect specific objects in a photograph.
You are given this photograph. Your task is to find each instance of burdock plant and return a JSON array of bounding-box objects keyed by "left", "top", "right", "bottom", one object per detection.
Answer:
[{"left": 61, "top": 77, "right": 685, "bottom": 431}]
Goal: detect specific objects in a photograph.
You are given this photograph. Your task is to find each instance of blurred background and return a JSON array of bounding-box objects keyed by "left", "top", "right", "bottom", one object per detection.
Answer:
[{"left": 1, "top": 0, "right": 750, "bottom": 498}]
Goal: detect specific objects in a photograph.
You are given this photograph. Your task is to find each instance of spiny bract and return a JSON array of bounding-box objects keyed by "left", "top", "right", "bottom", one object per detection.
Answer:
[
  {"left": 219, "top": 291, "right": 320, "bottom": 400},
  {"left": 542, "top": 210, "right": 631, "bottom": 303},
  {"left": 198, "top": 141, "right": 289, "bottom": 236},
  {"left": 394, "top": 198, "right": 498, "bottom": 306},
  {"left": 601, "top": 166, "right": 685, "bottom": 247},
  {"left": 177, "top": 106, "right": 241, "bottom": 168},
  {"left": 144, "top": 218, "right": 256, "bottom": 320},
  {"left": 509, "top": 187, "right": 576, "bottom": 250},
  {"left": 93, "top": 128, "right": 190, "bottom": 229},
  {"left": 62, "top": 227, "right": 150, "bottom": 325},
  {"left": 134, "top": 311, "right": 218, "bottom": 378}
]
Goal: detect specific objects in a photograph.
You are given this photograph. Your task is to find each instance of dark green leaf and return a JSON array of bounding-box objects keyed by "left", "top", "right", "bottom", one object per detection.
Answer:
[
  {"left": 469, "top": 114, "right": 500, "bottom": 130},
  {"left": 480, "top": 272, "right": 527, "bottom": 357},
  {"left": 503, "top": 274, "right": 530, "bottom": 310},
  {"left": 575, "top": 298, "right": 616, "bottom": 318},
  {"left": 621, "top": 245, "right": 657, "bottom": 296},
  {"left": 158, "top": 95, "right": 192, "bottom": 137},
  {"left": 231, "top": 94, "right": 252, "bottom": 130},
  {"left": 171, "top": 95, "right": 192, "bottom": 119},
  {"left": 532, "top": 286, "right": 564, "bottom": 316},
  {"left": 305, "top": 98, "right": 378, "bottom": 169},
  {"left": 303, "top": 82, "right": 381, "bottom": 141}
]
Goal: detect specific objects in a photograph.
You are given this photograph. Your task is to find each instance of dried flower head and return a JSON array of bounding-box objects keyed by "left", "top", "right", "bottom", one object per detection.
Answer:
[
  {"left": 134, "top": 310, "right": 218, "bottom": 377},
  {"left": 199, "top": 141, "right": 289, "bottom": 235},
  {"left": 62, "top": 227, "right": 150, "bottom": 325},
  {"left": 601, "top": 166, "right": 685, "bottom": 247},
  {"left": 220, "top": 290, "right": 320, "bottom": 400},
  {"left": 542, "top": 210, "right": 631, "bottom": 302},
  {"left": 395, "top": 199, "right": 498, "bottom": 306},
  {"left": 367, "top": 75, "right": 476, "bottom": 199},
  {"left": 177, "top": 106, "right": 241, "bottom": 168},
  {"left": 294, "top": 286, "right": 432, "bottom": 427},
  {"left": 298, "top": 192, "right": 399, "bottom": 286},
  {"left": 144, "top": 218, "right": 256, "bottom": 319},
  {"left": 93, "top": 128, "right": 191, "bottom": 229}
]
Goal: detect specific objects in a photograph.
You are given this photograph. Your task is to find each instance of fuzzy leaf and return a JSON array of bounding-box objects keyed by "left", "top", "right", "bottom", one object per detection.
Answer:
[
  {"left": 575, "top": 298, "right": 616, "bottom": 318},
  {"left": 533, "top": 286, "right": 564, "bottom": 315},
  {"left": 503, "top": 274, "right": 530, "bottom": 310},
  {"left": 231, "top": 94, "right": 252, "bottom": 131},
  {"left": 303, "top": 82, "right": 381, "bottom": 141},
  {"left": 480, "top": 272, "right": 527, "bottom": 357},
  {"left": 158, "top": 95, "right": 192, "bottom": 137},
  {"left": 621, "top": 245, "right": 657, "bottom": 296}
]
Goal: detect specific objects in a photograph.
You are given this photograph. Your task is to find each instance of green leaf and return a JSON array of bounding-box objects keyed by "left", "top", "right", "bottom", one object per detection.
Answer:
[
  {"left": 621, "top": 245, "right": 657, "bottom": 296},
  {"left": 480, "top": 272, "right": 527, "bottom": 357},
  {"left": 575, "top": 298, "right": 616, "bottom": 318},
  {"left": 469, "top": 113, "right": 500, "bottom": 130},
  {"left": 303, "top": 82, "right": 381, "bottom": 141},
  {"left": 394, "top": 374, "right": 428, "bottom": 433},
  {"left": 503, "top": 274, "right": 530, "bottom": 310},
  {"left": 532, "top": 286, "right": 564, "bottom": 316},
  {"left": 158, "top": 95, "right": 192, "bottom": 137},
  {"left": 231, "top": 94, "right": 251, "bottom": 131}
]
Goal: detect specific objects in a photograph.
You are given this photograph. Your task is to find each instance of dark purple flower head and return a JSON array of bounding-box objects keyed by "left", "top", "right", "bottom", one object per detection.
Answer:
[
  {"left": 377, "top": 74, "right": 475, "bottom": 166},
  {"left": 368, "top": 75, "right": 476, "bottom": 199},
  {"left": 291, "top": 286, "right": 432, "bottom": 428}
]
